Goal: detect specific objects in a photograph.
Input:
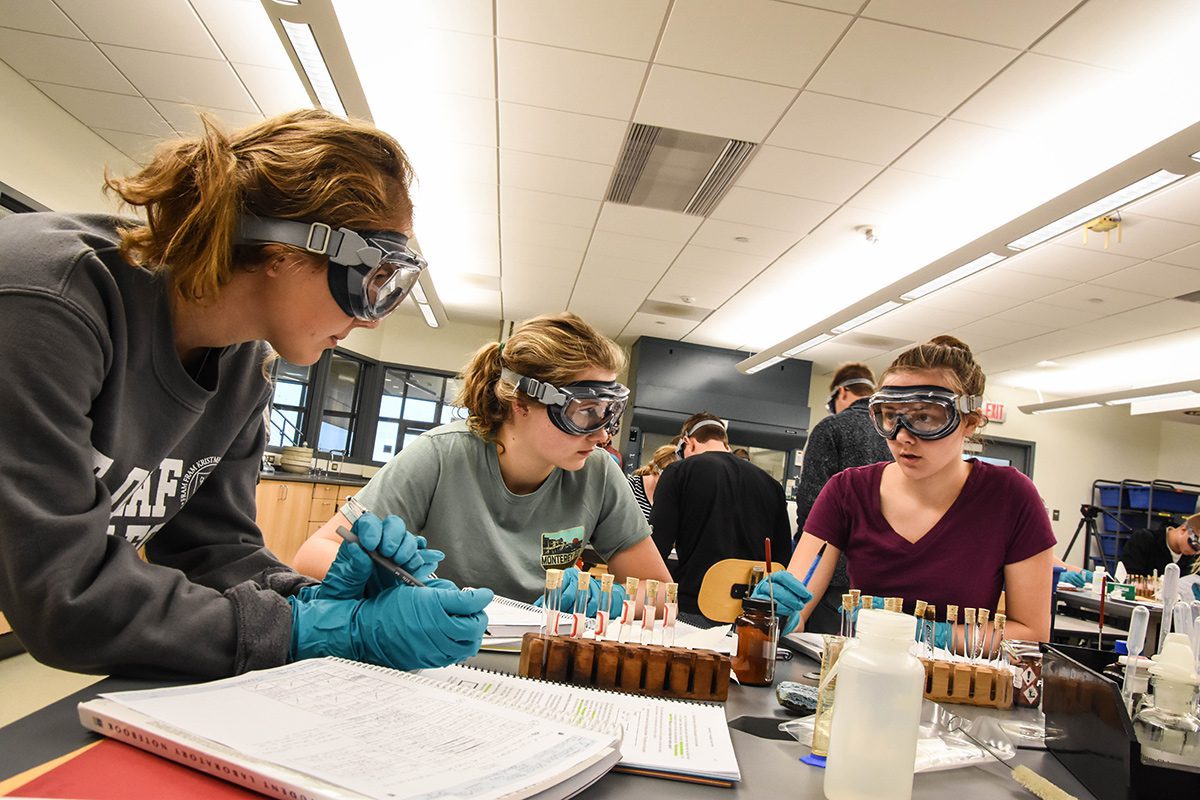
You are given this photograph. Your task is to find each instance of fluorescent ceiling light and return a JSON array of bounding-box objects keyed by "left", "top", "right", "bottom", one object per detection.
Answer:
[
  {"left": 831, "top": 301, "right": 902, "bottom": 335},
  {"left": 412, "top": 282, "right": 428, "bottom": 304},
  {"left": 415, "top": 300, "right": 439, "bottom": 328},
  {"left": 1192, "top": 150, "right": 1200, "bottom": 162},
  {"left": 1006, "top": 170, "right": 1183, "bottom": 251},
  {"left": 1105, "top": 390, "right": 1197, "bottom": 406},
  {"left": 746, "top": 356, "right": 786, "bottom": 375},
  {"left": 901, "top": 253, "right": 1006, "bottom": 301},
  {"left": 1030, "top": 402, "right": 1102, "bottom": 414},
  {"left": 783, "top": 333, "right": 834, "bottom": 357},
  {"left": 280, "top": 20, "right": 346, "bottom": 117}
]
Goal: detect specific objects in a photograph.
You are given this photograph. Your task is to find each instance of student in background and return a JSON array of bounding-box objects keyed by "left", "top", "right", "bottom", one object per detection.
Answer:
[
  {"left": 627, "top": 444, "right": 679, "bottom": 523},
  {"left": 650, "top": 413, "right": 793, "bottom": 615},
  {"left": 754, "top": 337, "right": 1056, "bottom": 645},
  {"left": 294, "top": 313, "right": 673, "bottom": 612},
  {"left": 0, "top": 110, "right": 490, "bottom": 678},
  {"left": 1062, "top": 512, "right": 1200, "bottom": 584},
  {"left": 796, "top": 362, "right": 893, "bottom": 633}
]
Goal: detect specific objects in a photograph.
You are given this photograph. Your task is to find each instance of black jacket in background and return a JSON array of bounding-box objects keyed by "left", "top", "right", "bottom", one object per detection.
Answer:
[
  {"left": 650, "top": 451, "right": 792, "bottom": 615},
  {"left": 1120, "top": 527, "right": 1198, "bottom": 577}
]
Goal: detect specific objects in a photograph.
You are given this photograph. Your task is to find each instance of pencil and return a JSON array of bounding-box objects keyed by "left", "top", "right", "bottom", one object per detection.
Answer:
[{"left": 335, "top": 525, "right": 427, "bottom": 588}]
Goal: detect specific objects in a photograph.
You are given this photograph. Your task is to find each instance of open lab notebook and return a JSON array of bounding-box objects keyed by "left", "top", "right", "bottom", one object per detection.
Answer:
[{"left": 77, "top": 658, "right": 621, "bottom": 800}]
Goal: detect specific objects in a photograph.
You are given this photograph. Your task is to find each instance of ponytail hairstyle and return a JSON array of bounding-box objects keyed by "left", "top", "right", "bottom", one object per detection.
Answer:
[
  {"left": 882, "top": 334, "right": 987, "bottom": 435},
  {"left": 633, "top": 444, "right": 679, "bottom": 477},
  {"left": 830, "top": 362, "right": 876, "bottom": 397},
  {"left": 104, "top": 109, "right": 414, "bottom": 301},
  {"left": 456, "top": 312, "right": 626, "bottom": 445}
]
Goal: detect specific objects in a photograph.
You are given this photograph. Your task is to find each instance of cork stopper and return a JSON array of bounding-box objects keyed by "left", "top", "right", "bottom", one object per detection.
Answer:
[
  {"left": 578, "top": 572, "right": 591, "bottom": 591},
  {"left": 645, "top": 578, "right": 660, "bottom": 604},
  {"left": 849, "top": 589, "right": 861, "bottom": 604},
  {"left": 994, "top": 612, "right": 1006, "bottom": 633},
  {"left": 842, "top": 593, "right": 854, "bottom": 611},
  {"left": 887, "top": 598, "right": 903, "bottom": 613},
  {"left": 545, "top": 568, "right": 563, "bottom": 589},
  {"left": 924, "top": 605, "right": 936, "bottom": 621},
  {"left": 946, "top": 604, "right": 959, "bottom": 623},
  {"left": 914, "top": 599, "right": 928, "bottom": 618},
  {"left": 665, "top": 582, "right": 678, "bottom": 603},
  {"left": 625, "top": 576, "right": 640, "bottom": 594},
  {"left": 964, "top": 607, "right": 976, "bottom": 624},
  {"left": 977, "top": 608, "right": 990, "bottom": 626},
  {"left": 599, "top": 573, "right": 614, "bottom": 592},
  {"left": 861, "top": 595, "right": 874, "bottom": 610}
]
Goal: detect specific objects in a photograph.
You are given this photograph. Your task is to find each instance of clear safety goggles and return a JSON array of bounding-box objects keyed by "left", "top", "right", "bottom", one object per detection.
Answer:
[
  {"left": 868, "top": 385, "right": 982, "bottom": 441},
  {"left": 501, "top": 367, "right": 630, "bottom": 436},
  {"left": 826, "top": 377, "right": 875, "bottom": 414},
  {"left": 237, "top": 215, "right": 427, "bottom": 321}
]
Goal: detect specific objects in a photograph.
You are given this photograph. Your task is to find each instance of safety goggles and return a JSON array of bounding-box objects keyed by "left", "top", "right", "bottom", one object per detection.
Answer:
[
  {"left": 237, "top": 215, "right": 427, "bottom": 321},
  {"left": 867, "top": 385, "right": 982, "bottom": 441},
  {"left": 826, "top": 377, "right": 875, "bottom": 414},
  {"left": 501, "top": 367, "right": 630, "bottom": 436}
]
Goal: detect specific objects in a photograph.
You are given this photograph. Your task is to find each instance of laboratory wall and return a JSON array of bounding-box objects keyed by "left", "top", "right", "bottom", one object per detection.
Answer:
[
  {"left": 0, "top": 59, "right": 131, "bottom": 212},
  {"left": 1156, "top": 421, "right": 1200, "bottom": 484},
  {"left": 341, "top": 311, "right": 499, "bottom": 374}
]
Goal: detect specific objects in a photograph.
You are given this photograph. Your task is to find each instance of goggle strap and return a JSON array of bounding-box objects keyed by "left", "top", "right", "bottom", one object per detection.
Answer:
[
  {"left": 237, "top": 215, "right": 391, "bottom": 268},
  {"left": 501, "top": 367, "right": 567, "bottom": 406}
]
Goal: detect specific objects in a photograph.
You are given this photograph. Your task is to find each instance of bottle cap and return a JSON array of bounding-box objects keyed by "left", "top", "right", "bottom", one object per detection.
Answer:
[
  {"left": 856, "top": 609, "right": 918, "bottom": 641},
  {"left": 742, "top": 597, "right": 775, "bottom": 615}
]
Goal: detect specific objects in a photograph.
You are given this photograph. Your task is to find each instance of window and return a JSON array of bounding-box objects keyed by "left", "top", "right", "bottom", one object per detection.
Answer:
[
  {"left": 317, "top": 353, "right": 364, "bottom": 455},
  {"left": 372, "top": 369, "right": 465, "bottom": 462},
  {"left": 268, "top": 359, "right": 311, "bottom": 447}
]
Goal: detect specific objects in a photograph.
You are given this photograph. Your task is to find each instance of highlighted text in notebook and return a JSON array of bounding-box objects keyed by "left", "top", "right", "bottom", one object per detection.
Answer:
[{"left": 337, "top": 495, "right": 427, "bottom": 588}]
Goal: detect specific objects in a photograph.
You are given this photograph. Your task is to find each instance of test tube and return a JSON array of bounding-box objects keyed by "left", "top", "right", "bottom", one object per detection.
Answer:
[
  {"left": 571, "top": 572, "right": 592, "bottom": 638},
  {"left": 992, "top": 613, "right": 1007, "bottom": 667},
  {"left": 913, "top": 600, "right": 928, "bottom": 644},
  {"left": 663, "top": 582, "right": 679, "bottom": 647},
  {"left": 923, "top": 605, "right": 936, "bottom": 657},
  {"left": 595, "top": 573, "right": 614, "bottom": 638},
  {"left": 841, "top": 594, "right": 855, "bottom": 638},
  {"left": 641, "top": 579, "right": 660, "bottom": 644},
  {"left": 946, "top": 605, "right": 959, "bottom": 659},
  {"left": 976, "top": 608, "right": 990, "bottom": 660},
  {"left": 617, "top": 577, "right": 640, "bottom": 643},
  {"left": 861, "top": 594, "right": 874, "bottom": 612},
  {"left": 542, "top": 569, "right": 563, "bottom": 635},
  {"left": 963, "top": 608, "right": 976, "bottom": 662}
]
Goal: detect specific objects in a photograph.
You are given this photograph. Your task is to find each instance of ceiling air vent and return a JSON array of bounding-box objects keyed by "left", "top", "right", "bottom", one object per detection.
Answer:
[{"left": 606, "top": 124, "right": 756, "bottom": 217}]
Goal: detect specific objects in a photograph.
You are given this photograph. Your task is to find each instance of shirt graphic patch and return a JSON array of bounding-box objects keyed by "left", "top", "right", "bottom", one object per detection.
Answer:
[
  {"left": 541, "top": 526, "right": 587, "bottom": 569},
  {"left": 102, "top": 453, "right": 222, "bottom": 549}
]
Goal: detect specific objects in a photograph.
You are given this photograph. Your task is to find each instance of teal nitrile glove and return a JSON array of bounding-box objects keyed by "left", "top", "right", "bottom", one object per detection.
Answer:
[
  {"left": 1061, "top": 569, "right": 1092, "bottom": 588},
  {"left": 352, "top": 514, "right": 444, "bottom": 593},
  {"left": 1192, "top": 583, "right": 1200, "bottom": 601},
  {"left": 749, "top": 572, "right": 812, "bottom": 636},
  {"left": 532, "top": 567, "right": 629, "bottom": 616},
  {"left": 289, "top": 583, "right": 493, "bottom": 670},
  {"left": 932, "top": 621, "right": 953, "bottom": 650}
]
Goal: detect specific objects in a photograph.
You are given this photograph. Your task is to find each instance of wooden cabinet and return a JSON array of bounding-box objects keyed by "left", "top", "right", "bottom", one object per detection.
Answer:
[{"left": 255, "top": 479, "right": 359, "bottom": 566}]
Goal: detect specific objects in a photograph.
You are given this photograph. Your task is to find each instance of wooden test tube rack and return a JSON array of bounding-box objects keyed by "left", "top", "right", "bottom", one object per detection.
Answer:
[
  {"left": 919, "top": 658, "right": 1014, "bottom": 709},
  {"left": 517, "top": 633, "right": 731, "bottom": 702}
]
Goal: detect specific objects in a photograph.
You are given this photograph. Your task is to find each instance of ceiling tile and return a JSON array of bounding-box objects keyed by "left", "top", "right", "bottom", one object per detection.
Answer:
[
  {"left": 671, "top": 245, "right": 773, "bottom": 280},
  {"left": 499, "top": 150, "right": 613, "bottom": 199},
  {"left": 898, "top": 300, "right": 991, "bottom": 332},
  {"left": 891, "top": 118, "right": 1021, "bottom": 178},
  {"left": 1039, "top": 283, "right": 1160, "bottom": 315},
  {"left": 737, "top": 145, "right": 880, "bottom": 204},
  {"left": 621, "top": 312, "right": 703, "bottom": 342},
  {"left": 910, "top": 286, "right": 1025, "bottom": 316},
  {"left": 992, "top": 301, "right": 1104, "bottom": 329},
  {"left": 1032, "top": 0, "right": 1195, "bottom": 71},
  {"left": 711, "top": 187, "right": 836, "bottom": 234},
  {"left": 497, "top": 39, "right": 644, "bottom": 120},
  {"left": 501, "top": 216, "right": 592, "bottom": 254},
  {"left": 650, "top": 265, "right": 748, "bottom": 309},
  {"left": 846, "top": 167, "right": 954, "bottom": 214},
  {"left": 595, "top": 203, "right": 702, "bottom": 242},
  {"left": 579, "top": 253, "right": 673, "bottom": 283},
  {"left": 782, "top": 0, "right": 865, "bottom": 12},
  {"left": 999, "top": 242, "right": 1138, "bottom": 283},
  {"left": 951, "top": 315, "right": 1054, "bottom": 344},
  {"left": 56, "top": 0, "right": 223, "bottom": 59},
  {"left": 502, "top": 239, "right": 585, "bottom": 271},
  {"left": 92, "top": 127, "right": 162, "bottom": 162},
  {"left": 501, "top": 187, "right": 601, "bottom": 228},
  {"left": 503, "top": 260, "right": 579, "bottom": 288},
  {"left": 499, "top": 103, "right": 626, "bottom": 164},
  {"left": 1125, "top": 172, "right": 1200, "bottom": 226},
  {"left": 497, "top": 0, "right": 668, "bottom": 60},
  {"left": 33, "top": 82, "right": 174, "bottom": 136},
  {"left": 0, "top": 28, "right": 136, "bottom": 94},
  {"left": 587, "top": 230, "right": 685, "bottom": 266},
  {"left": 657, "top": 0, "right": 849, "bottom": 87},
  {"left": 689, "top": 219, "right": 799, "bottom": 259},
  {"left": 952, "top": 53, "right": 1116, "bottom": 132},
  {"left": 400, "top": 0, "right": 493, "bottom": 37},
  {"left": 807, "top": 18, "right": 1015, "bottom": 116},
  {"left": 0, "top": 0, "right": 84, "bottom": 37},
  {"left": 1157, "top": 243, "right": 1200, "bottom": 270},
  {"left": 864, "top": 0, "right": 1076, "bottom": 49},
  {"left": 150, "top": 100, "right": 262, "bottom": 135},
  {"left": 396, "top": 94, "right": 496, "bottom": 149},
  {"left": 636, "top": 65, "right": 797, "bottom": 143},
  {"left": 768, "top": 92, "right": 939, "bottom": 165},
  {"left": 955, "top": 268, "right": 1076, "bottom": 300},
  {"left": 230, "top": 63, "right": 309, "bottom": 116},
  {"left": 1055, "top": 215, "right": 1200, "bottom": 261},
  {"left": 1089, "top": 261, "right": 1200, "bottom": 299},
  {"left": 189, "top": 0, "right": 292, "bottom": 69},
  {"left": 414, "top": 28, "right": 495, "bottom": 99},
  {"left": 100, "top": 44, "right": 258, "bottom": 112}
]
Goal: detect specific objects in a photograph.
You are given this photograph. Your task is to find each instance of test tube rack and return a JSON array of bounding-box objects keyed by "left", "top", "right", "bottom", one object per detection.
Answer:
[
  {"left": 517, "top": 633, "right": 731, "bottom": 702},
  {"left": 919, "top": 658, "right": 1014, "bottom": 709}
]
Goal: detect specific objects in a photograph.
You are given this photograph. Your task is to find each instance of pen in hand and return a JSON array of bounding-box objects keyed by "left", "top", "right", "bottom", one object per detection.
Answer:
[{"left": 335, "top": 524, "right": 427, "bottom": 588}]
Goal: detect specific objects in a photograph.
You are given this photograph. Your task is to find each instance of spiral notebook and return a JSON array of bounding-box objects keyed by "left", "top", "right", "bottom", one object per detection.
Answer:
[{"left": 77, "top": 657, "right": 621, "bottom": 800}]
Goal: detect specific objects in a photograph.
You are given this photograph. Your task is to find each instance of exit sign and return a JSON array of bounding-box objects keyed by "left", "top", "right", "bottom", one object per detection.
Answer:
[{"left": 982, "top": 401, "right": 1005, "bottom": 423}]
